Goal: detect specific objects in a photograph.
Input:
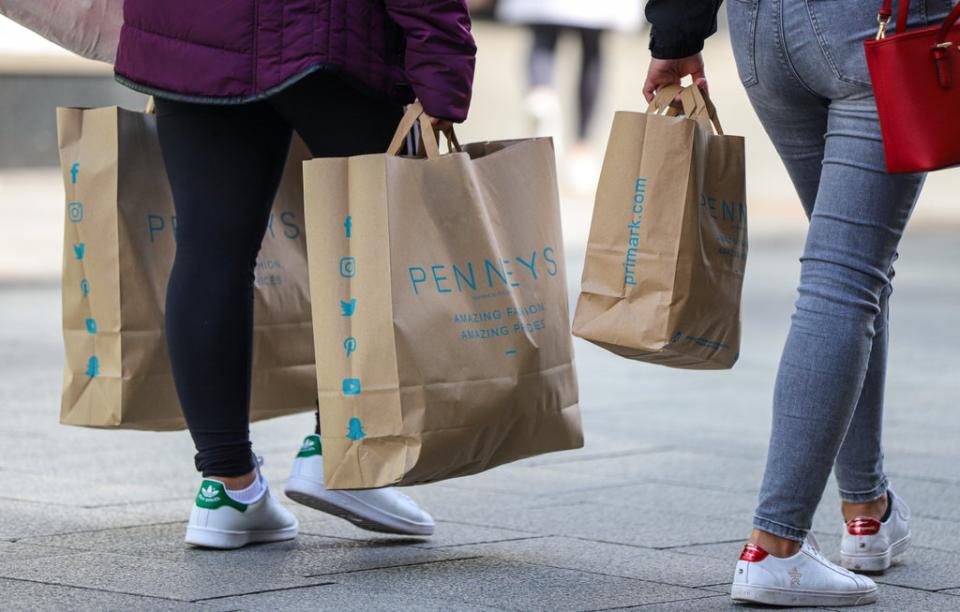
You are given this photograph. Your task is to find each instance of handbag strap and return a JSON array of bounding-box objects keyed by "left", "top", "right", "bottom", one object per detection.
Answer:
[
  {"left": 936, "top": 2, "right": 960, "bottom": 45},
  {"left": 876, "top": 0, "right": 909, "bottom": 38},
  {"left": 877, "top": 0, "right": 960, "bottom": 47}
]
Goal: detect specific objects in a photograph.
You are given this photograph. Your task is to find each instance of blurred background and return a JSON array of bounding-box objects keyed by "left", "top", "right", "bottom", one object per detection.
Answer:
[{"left": 4, "top": 5, "right": 960, "bottom": 281}]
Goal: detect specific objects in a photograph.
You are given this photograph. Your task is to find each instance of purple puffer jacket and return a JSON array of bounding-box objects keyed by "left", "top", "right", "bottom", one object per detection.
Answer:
[{"left": 114, "top": 0, "right": 477, "bottom": 122}]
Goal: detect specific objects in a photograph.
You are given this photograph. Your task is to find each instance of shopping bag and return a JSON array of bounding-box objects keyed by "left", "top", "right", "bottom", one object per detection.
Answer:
[
  {"left": 573, "top": 84, "right": 747, "bottom": 370},
  {"left": 0, "top": 0, "right": 122, "bottom": 64},
  {"left": 57, "top": 105, "right": 316, "bottom": 430},
  {"left": 303, "top": 102, "right": 582, "bottom": 489}
]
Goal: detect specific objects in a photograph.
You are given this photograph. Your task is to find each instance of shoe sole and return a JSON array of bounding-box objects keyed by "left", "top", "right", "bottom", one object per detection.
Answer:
[
  {"left": 285, "top": 477, "right": 434, "bottom": 537},
  {"left": 731, "top": 584, "right": 878, "bottom": 607},
  {"left": 185, "top": 523, "right": 298, "bottom": 550},
  {"left": 841, "top": 533, "right": 911, "bottom": 572}
]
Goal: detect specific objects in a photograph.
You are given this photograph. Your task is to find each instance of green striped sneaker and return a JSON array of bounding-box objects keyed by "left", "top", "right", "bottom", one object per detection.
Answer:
[
  {"left": 185, "top": 474, "right": 298, "bottom": 549},
  {"left": 285, "top": 434, "right": 434, "bottom": 536}
]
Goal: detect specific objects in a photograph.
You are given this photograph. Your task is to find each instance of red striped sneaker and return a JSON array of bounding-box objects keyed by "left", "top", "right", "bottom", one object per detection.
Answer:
[
  {"left": 841, "top": 490, "right": 911, "bottom": 572},
  {"left": 731, "top": 533, "right": 878, "bottom": 607}
]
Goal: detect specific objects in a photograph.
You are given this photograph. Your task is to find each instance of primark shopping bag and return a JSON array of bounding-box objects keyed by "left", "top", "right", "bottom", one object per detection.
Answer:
[
  {"left": 573, "top": 84, "right": 748, "bottom": 369},
  {"left": 303, "top": 102, "right": 583, "bottom": 489},
  {"left": 56, "top": 105, "right": 316, "bottom": 430}
]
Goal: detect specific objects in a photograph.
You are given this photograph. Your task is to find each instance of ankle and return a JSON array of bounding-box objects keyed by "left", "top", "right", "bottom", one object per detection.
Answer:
[
  {"left": 750, "top": 528, "right": 802, "bottom": 558},
  {"left": 841, "top": 492, "right": 889, "bottom": 523},
  {"left": 209, "top": 470, "right": 257, "bottom": 491}
]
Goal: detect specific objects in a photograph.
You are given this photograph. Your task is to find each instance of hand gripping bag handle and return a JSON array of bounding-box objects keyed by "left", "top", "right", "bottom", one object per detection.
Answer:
[
  {"left": 647, "top": 84, "right": 724, "bottom": 135},
  {"left": 386, "top": 100, "right": 461, "bottom": 160}
]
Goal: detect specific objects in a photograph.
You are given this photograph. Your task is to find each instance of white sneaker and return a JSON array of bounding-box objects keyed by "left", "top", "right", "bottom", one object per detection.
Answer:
[
  {"left": 841, "top": 490, "right": 911, "bottom": 572},
  {"left": 284, "top": 434, "right": 435, "bottom": 536},
  {"left": 731, "top": 534, "right": 878, "bottom": 607},
  {"left": 184, "top": 469, "right": 298, "bottom": 549}
]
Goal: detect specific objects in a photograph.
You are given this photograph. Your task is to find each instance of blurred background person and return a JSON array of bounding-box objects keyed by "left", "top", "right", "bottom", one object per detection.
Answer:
[{"left": 496, "top": 0, "right": 644, "bottom": 194}]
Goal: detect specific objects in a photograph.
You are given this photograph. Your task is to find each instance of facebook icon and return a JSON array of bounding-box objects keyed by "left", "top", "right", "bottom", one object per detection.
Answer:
[{"left": 344, "top": 215, "right": 352, "bottom": 238}]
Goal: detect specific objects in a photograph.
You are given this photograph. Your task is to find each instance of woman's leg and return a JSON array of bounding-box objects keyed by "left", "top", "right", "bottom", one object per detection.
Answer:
[
  {"left": 834, "top": 278, "right": 892, "bottom": 519},
  {"left": 752, "top": 92, "right": 924, "bottom": 543},
  {"left": 728, "top": 0, "right": 925, "bottom": 551},
  {"left": 264, "top": 74, "right": 436, "bottom": 537},
  {"left": 155, "top": 99, "right": 293, "bottom": 479},
  {"left": 528, "top": 24, "right": 560, "bottom": 89},
  {"left": 575, "top": 27, "right": 603, "bottom": 142},
  {"left": 267, "top": 74, "right": 403, "bottom": 431}
]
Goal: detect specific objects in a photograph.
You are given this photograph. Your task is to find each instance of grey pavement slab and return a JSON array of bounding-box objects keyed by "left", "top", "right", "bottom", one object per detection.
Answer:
[
  {"left": 0, "top": 540, "right": 75, "bottom": 559},
  {"left": 869, "top": 547, "right": 960, "bottom": 592},
  {"left": 18, "top": 522, "right": 476, "bottom": 579},
  {"left": 458, "top": 536, "right": 734, "bottom": 588},
  {"left": 327, "top": 555, "right": 713, "bottom": 611},
  {"left": 688, "top": 585, "right": 960, "bottom": 612},
  {"left": 847, "top": 585, "right": 960, "bottom": 612},
  {"left": 0, "top": 550, "right": 338, "bottom": 601},
  {"left": 298, "top": 514, "right": 540, "bottom": 550},
  {"left": 885, "top": 454, "right": 960, "bottom": 487},
  {"left": 620, "top": 593, "right": 823, "bottom": 611},
  {"left": 444, "top": 499, "right": 750, "bottom": 549},
  {"left": 0, "top": 498, "right": 167, "bottom": 539},
  {"left": 533, "top": 449, "right": 766, "bottom": 495},
  {"left": 203, "top": 583, "right": 505, "bottom": 612},
  {"left": 0, "top": 577, "right": 208, "bottom": 612},
  {"left": 543, "top": 480, "right": 759, "bottom": 519},
  {"left": 434, "top": 461, "right": 637, "bottom": 497}
]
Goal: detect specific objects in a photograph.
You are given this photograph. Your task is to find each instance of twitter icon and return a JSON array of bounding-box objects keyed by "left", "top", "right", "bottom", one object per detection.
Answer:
[{"left": 340, "top": 298, "right": 357, "bottom": 317}]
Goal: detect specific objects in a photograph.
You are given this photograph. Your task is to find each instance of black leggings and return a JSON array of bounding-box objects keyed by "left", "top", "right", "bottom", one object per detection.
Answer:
[
  {"left": 528, "top": 24, "right": 603, "bottom": 141},
  {"left": 155, "top": 73, "right": 403, "bottom": 477}
]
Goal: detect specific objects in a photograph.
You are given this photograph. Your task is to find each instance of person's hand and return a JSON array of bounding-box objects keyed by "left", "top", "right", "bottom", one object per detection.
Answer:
[
  {"left": 642, "top": 53, "right": 708, "bottom": 103},
  {"left": 428, "top": 116, "right": 454, "bottom": 132}
]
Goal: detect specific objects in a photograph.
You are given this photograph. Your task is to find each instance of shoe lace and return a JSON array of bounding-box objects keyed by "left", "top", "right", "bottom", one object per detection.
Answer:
[{"left": 804, "top": 532, "right": 859, "bottom": 578}]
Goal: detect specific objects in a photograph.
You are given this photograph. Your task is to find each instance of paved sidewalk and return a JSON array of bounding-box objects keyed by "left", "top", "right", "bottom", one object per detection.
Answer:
[{"left": 2, "top": 228, "right": 960, "bottom": 611}]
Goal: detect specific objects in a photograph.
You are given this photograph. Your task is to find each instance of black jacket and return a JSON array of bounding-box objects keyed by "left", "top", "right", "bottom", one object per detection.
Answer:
[{"left": 645, "top": 0, "right": 724, "bottom": 59}]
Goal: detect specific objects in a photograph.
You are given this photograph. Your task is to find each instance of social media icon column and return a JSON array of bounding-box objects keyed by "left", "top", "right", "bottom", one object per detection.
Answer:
[
  {"left": 69, "top": 160, "right": 99, "bottom": 378},
  {"left": 339, "top": 215, "right": 363, "bottom": 438}
]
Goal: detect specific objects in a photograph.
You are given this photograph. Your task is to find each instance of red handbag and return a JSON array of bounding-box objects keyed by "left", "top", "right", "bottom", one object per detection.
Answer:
[{"left": 865, "top": 0, "right": 960, "bottom": 173}]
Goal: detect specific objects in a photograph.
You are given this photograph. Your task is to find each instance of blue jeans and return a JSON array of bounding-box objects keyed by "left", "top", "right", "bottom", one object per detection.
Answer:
[{"left": 727, "top": 0, "right": 952, "bottom": 542}]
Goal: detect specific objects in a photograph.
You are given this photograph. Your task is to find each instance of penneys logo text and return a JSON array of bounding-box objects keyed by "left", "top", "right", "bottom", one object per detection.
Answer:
[{"left": 407, "top": 247, "right": 559, "bottom": 297}]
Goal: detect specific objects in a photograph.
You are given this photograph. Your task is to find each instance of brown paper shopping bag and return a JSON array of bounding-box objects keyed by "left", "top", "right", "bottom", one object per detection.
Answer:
[
  {"left": 57, "top": 105, "right": 316, "bottom": 430},
  {"left": 303, "top": 103, "right": 583, "bottom": 489},
  {"left": 573, "top": 84, "right": 748, "bottom": 369}
]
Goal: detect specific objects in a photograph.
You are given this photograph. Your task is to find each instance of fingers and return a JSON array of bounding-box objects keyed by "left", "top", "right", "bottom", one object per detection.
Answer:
[
  {"left": 693, "top": 74, "right": 709, "bottom": 96},
  {"left": 642, "top": 77, "right": 658, "bottom": 102}
]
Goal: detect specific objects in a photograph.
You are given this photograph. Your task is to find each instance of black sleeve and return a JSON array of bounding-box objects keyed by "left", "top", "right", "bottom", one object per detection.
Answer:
[{"left": 645, "top": 0, "right": 724, "bottom": 59}]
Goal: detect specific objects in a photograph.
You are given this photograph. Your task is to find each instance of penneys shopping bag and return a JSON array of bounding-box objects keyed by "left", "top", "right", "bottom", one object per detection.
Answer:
[
  {"left": 57, "top": 105, "right": 316, "bottom": 430},
  {"left": 573, "top": 84, "right": 748, "bottom": 369},
  {"left": 303, "top": 102, "right": 583, "bottom": 489}
]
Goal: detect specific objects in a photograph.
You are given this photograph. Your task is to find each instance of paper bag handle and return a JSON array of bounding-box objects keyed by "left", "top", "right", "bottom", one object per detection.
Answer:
[
  {"left": 648, "top": 84, "right": 724, "bottom": 136},
  {"left": 680, "top": 85, "right": 725, "bottom": 135},
  {"left": 646, "top": 84, "right": 684, "bottom": 115},
  {"left": 386, "top": 100, "right": 461, "bottom": 160}
]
